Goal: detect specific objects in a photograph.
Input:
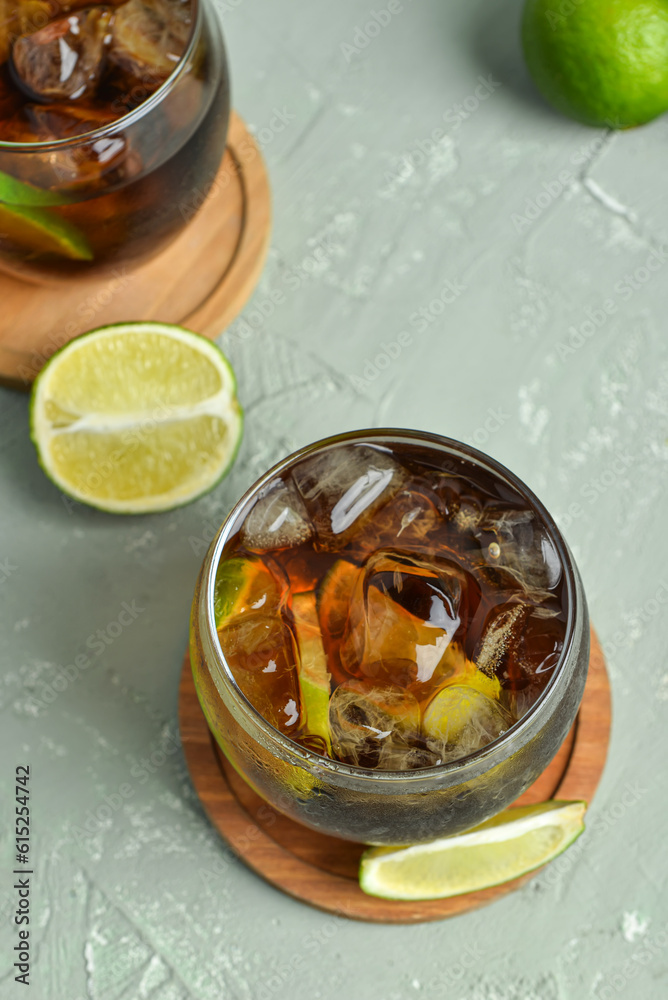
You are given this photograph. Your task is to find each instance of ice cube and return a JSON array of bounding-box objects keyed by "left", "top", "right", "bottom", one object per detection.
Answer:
[
  {"left": 241, "top": 478, "right": 314, "bottom": 553},
  {"left": 423, "top": 684, "right": 514, "bottom": 761},
  {"left": 292, "top": 444, "right": 407, "bottom": 550},
  {"left": 484, "top": 509, "right": 561, "bottom": 591},
  {"left": 0, "top": 2, "right": 54, "bottom": 64},
  {"left": 460, "top": 506, "right": 562, "bottom": 598},
  {"left": 218, "top": 614, "right": 301, "bottom": 737},
  {"left": 0, "top": 103, "right": 138, "bottom": 191},
  {"left": 108, "top": 0, "right": 192, "bottom": 91},
  {"left": 340, "top": 550, "right": 477, "bottom": 694},
  {"left": 473, "top": 602, "right": 530, "bottom": 680},
  {"left": 499, "top": 605, "right": 566, "bottom": 718},
  {"left": 22, "top": 102, "right": 120, "bottom": 138},
  {"left": 328, "top": 681, "right": 420, "bottom": 768},
  {"left": 344, "top": 481, "right": 442, "bottom": 561},
  {"left": 11, "top": 8, "right": 115, "bottom": 103}
]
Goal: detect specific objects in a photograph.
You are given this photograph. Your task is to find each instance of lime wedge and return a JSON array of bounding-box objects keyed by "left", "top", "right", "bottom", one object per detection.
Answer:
[
  {"left": 214, "top": 557, "right": 260, "bottom": 627},
  {"left": 0, "top": 202, "right": 92, "bottom": 261},
  {"left": 0, "top": 170, "right": 71, "bottom": 207},
  {"left": 359, "top": 800, "right": 586, "bottom": 900},
  {"left": 31, "top": 323, "right": 243, "bottom": 514},
  {"left": 292, "top": 591, "right": 332, "bottom": 753},
  {"left": 317, "top": 559, "right": 358, "bottom": 641}
]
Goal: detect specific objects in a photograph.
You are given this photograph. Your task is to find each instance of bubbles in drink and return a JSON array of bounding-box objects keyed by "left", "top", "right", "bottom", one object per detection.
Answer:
[
  {"left": 328, "top": 682, "right": 421, "bottom": 768},
  {"left": 213, "top": 442, "right": 569, "bottom": 771}
]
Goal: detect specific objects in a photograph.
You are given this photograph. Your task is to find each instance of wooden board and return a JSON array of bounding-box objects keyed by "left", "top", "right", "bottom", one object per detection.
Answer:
[
  {"left": 179, "top": 628, "right": 611, "bottom": 923},
  {"left": 0, "top": 111, "right": 271, "bottom": 388}
]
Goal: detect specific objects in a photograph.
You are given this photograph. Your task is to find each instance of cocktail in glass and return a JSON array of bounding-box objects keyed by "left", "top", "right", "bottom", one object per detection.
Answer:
[
  {"left": 0, "top": 0, "right": 229, "bottom": 282},
  {"left": 190, "top": 430, "right": 589, "bottom": 845}
]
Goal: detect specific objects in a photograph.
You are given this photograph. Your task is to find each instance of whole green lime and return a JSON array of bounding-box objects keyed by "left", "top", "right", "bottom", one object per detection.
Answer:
[{"left": 522, "top": 0, "right": 668, "bottom": 127}]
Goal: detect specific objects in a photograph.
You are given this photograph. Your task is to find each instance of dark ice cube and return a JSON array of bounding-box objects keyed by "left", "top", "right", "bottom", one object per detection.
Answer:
[
  {"left": 11, "top": 8, "right": 115, "bottom": 103},
  {"left": 0, "top": 2, "right": 54, "bottom": 64},
  {"left": 108, "top": 0, "right": 191, "bottom": 92}
]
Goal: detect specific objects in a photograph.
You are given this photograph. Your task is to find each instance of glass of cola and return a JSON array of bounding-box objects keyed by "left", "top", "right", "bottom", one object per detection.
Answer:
[
  {"left": 0, "top": 0, "right": 229, "bottom": 282},
  {"left": 190, "top": 429, "right": 590, "bottom": 846}
]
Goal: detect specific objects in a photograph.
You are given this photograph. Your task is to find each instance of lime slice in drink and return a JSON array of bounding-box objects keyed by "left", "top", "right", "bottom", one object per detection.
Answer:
[
  {"left": 214, "top": 557, "right": 281, "bottom": 629},
  {"left": 31, "top": 323, "right": 243, "bottom": 514},
  {"left": 292, "top": 591, "right": 332, "bottom": 753},
  {"left": 0, "top": 170, "right": 72, "bottom": 207},
  {"left": 0, "top": 202, "right": 92, "bottom": 261},
  {"left": 318, "top": 558, "right": 358, "bottom": 640},
  {"left": 359, "top": 800, "right": 586, "bottom": 900}
]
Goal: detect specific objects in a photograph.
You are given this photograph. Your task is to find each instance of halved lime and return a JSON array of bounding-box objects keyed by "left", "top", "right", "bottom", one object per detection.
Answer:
[
  {"left": 31, "top": 323, "right": 243, "bottom": 514},
  {"left": 0, "top": 202, "right": 92, "bottom": 261},
  {"left": 360, "top": 800, "right": 586, "bottom": 900}
]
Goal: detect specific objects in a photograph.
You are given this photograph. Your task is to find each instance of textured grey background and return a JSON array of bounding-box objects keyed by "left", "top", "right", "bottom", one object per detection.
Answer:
[{"left": 1, "top": 0, "right": 667, "bottom": 997}]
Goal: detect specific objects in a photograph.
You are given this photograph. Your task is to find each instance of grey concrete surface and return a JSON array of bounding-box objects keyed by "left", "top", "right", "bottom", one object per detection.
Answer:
[{"left": 1, "top": 0, "right": 667, "bottom": 997}]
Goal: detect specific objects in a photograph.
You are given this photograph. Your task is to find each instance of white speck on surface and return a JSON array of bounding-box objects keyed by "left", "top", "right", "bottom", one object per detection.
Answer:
[
  {"left": 622, "top": 911, "right": 649, "bottom": 942},
  {"left": 14, "top": 617, "right": 30, "bottom": 631},
  {"left": 518, "top": 381, "right": 550, "bottom": 444},
  {"left": 583, "top": 178, "right": 636, "bottom": 221},
  {"left": 124, "top": 530, "right": 157, "bottom": 553},
  {"left": 656, "top": 674, "right": 668, "bottom": 701},
  {"left": 137, "top": 954, "right": 170, "bottom": 997},
  {"left": 40, "top": 735, "right": 67, "bottom": 757},
  {"left": 426, "top": 136, "right": 459, "bottom": 185}
]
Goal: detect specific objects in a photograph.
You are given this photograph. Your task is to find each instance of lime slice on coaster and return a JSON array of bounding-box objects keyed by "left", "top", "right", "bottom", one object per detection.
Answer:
[
  {"left": 292, "top": 591, "right": 332, "bottom": 753},
  {"left": 31, "top": 323, "right": 243, "bottom": 514},
  {"left": 0, "top": 202, "right": 92, "bottom": 261},
  {"left": 0, "top": 170, "right": 72, "bottom": 207},
  {"left": 359, "top": 800, "right": 586, "bottom": 900}
]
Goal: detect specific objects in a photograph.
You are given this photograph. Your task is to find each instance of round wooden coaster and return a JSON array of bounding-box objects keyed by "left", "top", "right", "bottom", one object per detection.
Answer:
[
  {"left": 179, "top": 628, "right": 611, "bottom": 924},
  {"left": 0, "top": 111, "right": 271, "bottom": 388}
]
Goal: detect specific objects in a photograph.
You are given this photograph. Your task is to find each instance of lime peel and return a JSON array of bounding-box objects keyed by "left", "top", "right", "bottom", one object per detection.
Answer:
[
  {"left": 0, "top": 170, "right": 72, "bottom": 207},
  {"left": 0, "top": 201, "right": 92, "bottom": 261},
  {"left": 359, "top": 800, "right": 586, "bottom": 900},
  {"left": 292, "top": 591, "right": 332, "bottom": 753}
]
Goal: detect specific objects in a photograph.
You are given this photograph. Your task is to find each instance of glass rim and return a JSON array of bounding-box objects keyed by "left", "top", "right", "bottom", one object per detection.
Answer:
[
  {"left": 203, "top": 428, "right": 579, "bottom": 784},
  {"left": 0, "top": 0, "right": 204, "bottom": 151}
]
